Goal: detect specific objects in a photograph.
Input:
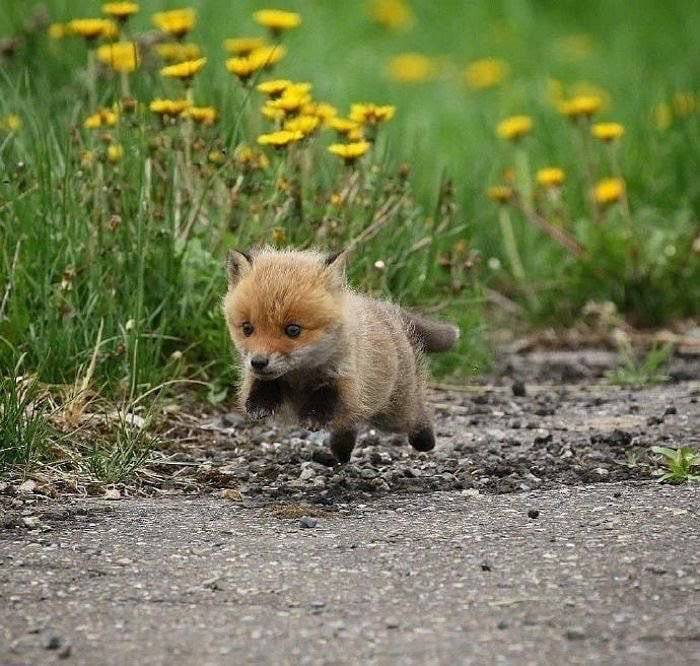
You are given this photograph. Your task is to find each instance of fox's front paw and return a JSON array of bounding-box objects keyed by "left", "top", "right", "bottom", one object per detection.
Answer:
[
  {"left": 245, "top": 379, "right": 282, "bottom": 420},
  {"left": 299, "top": 384, "right": 338, "bottom": 427}
]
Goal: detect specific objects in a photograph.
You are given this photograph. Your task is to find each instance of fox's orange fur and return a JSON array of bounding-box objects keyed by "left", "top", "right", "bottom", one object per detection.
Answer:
[{"left": 222, "top": 247, "right": 458, "bottom": 462}]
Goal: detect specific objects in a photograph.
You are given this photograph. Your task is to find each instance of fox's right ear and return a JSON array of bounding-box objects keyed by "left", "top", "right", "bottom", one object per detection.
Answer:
[{"left": 226, "top": 249, "right": 252, "bottom": 286}]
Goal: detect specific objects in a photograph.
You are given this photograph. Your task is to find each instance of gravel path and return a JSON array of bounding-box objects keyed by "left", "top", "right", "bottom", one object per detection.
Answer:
[
  {"left": 156, "top": 359, "right": 699, "bottom": 504},
  {"left": 2, "top": 484, "right": 699, "bottom": 665}
]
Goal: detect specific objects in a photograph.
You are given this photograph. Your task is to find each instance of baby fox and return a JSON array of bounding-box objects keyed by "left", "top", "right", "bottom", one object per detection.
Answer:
[{"left": 222, "top": 247, "right": 458, "bottom": 463}]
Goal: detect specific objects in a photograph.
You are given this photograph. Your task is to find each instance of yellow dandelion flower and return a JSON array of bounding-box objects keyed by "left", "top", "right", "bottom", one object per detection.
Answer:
[
  {"left": 268, "top": 89, "right": 312, "bottom": 115},
  {"left": 84, "top": 108, "right": 119, "bottom": 129},
  {"left": 571, "top": 82, "right": 609, "bottom": 102},
  {"left": 248, "top": 44, "right": 287, "bottom": 70},
  {"left": 464, "top": 58, "right": 508, "bottom": 89},
  {"left": 149, "top": 98, "right": 191, "bottom": 117},
  {"left": 1, "top": 114, "right": 22, "bottom": 131},
  {"left": 496, "top": 115, "right": 533, "bottom": 141},
  {"left": 152, "top": 8, "right": 196, "bottom": 39},
  {"left": 347, "top": 127, "right": 365, "bottom": 141},
  {"left": 487, "top": 185, "right": 513, "bottom": 204},
  {"left": 208, "top": 150, "right": 226, "bottom": 165},
  {"left": 368, "top": 0, "right": 414, "bottom": 30},
  {"left": 328, "top": 141, "right": 371, "bottom": 165},
  {"left": 107, "top": 143, "right": 124, "bottom": 163},
  {"left": 102, "top": 2, "right": 139, "bottom": 20},
  {"left": 257, "top": 130, "right": 303, "bottom": 148},
  {"left": 48, "top": 23, "right": 67, "bottom": 40},
  {"left": 261, "top": 102, "right": 286, "bottom": 121},
  {"left": 253, "top": 9, "right": 302, "bottom": 34},
  {"left": 156, "top": 42, "right": 201, "bottom": 63},
  {"left": 257, "top": 79, "right": 292, "bottom": 96},
  {"left": 591, "top": 122, "right": 624, "bottom": 142},
  {"left": 303, "top": 102, "right": 338, "bottom": 124},
  {"left": 558, "top": 95, "right": 602, "bottom": 120},
  {"left": 185, "top": 106, "right": 218, "bottom": 125},
  {"left": 673, "top": 91, "right": 698, "bottom": 117},
  {"left": 536, "top": 168, "right": 565, "bottom": 188},
  {"left": 224, "top": 37, "right": 267, "bottom": 56},
  {"left": 593, "top": 178, "right": 624, "bottom": 206},
  {"left": 97, "top": 42, "right": 139, "bottom": 73},
  {"left": 284, "top": 114, "right": 320, "bottom": 136},
  {"left": 235, "top": 144, "right": 270, "bottom": 170},
  {"left": 653, "top": 102, "right": 672, "bottom": 131},
  {"left": 226, "top": 56, "right": 260, "bottom": 82},
  {"left": 160, "top": 57, "right": 207, "bottom": 81},
  {"left": 387, "top": 53, "right": 435, "bottom": 83},
  {"left": 69, "top": 18, "right": 119, "bottom": 41},
  {"left": 329, "top": 117, "right": 362, "bottom": 136},
  {"left": 349, "top": 103, "right": 395, "bottom": 125}
]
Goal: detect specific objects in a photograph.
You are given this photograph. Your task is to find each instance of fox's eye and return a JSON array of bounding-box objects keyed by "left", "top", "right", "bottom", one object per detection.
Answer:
[
  {"left": 284, "top": 324, "right": 302, "bottom": 338},
  {"left": 241, "top": 322, "right": 254, "bottom": 337}
]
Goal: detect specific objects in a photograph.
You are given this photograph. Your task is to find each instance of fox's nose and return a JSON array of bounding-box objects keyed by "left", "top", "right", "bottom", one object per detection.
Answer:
[{"left": 250, "top": 355, "right": 269, "bottom": 371}]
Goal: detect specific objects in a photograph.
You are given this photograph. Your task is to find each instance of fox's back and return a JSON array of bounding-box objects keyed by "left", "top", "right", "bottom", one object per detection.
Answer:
[{"left": 343, "top": 294, "right": 425, "bottom": 425}]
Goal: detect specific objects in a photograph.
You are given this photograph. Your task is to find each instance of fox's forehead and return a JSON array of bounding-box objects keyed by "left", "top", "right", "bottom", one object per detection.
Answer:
[{"left": 225, "top": 259, "right": 343, "bottom": 328}]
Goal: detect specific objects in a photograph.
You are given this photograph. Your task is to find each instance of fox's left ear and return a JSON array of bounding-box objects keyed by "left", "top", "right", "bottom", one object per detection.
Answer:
[
  {"left": 324, "top": 249, "right": 349, "bottom": 289},
  {"left": 226, "top": 249, "right": 252, "bottom": 286}
]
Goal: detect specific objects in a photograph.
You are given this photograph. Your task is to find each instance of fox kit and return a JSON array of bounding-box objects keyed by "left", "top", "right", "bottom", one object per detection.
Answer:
[{"left": 222, "top": 247, "right": 458, "bottom": 463}]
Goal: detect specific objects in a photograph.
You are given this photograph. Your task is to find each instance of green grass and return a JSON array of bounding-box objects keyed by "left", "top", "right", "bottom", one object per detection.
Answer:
[
  {"left": 80, "top": 409, "right": 158, "bottom": 483},
  {"left": 0, "top": 0, "right": 698, "bottom": 474},
  {"left": 0, "top": 375, "right": 52, "bottom": 469},
  {"left": 606, "top": 343, "right": 673, "bottom": 386},
  {"left": 651, "top": 446, "right": 700, "bottom": 484}
]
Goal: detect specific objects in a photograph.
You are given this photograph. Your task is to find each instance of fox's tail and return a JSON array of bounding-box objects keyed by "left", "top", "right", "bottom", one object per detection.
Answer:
[{"left": 401, "top": 310, "right": 460, "bottom": 353}]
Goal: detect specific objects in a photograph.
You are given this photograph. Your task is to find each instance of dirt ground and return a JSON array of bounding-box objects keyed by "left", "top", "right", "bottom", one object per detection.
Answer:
[
  {"left": 140, "top": 350, "right": 698, "bottom": 504},
  {"left": 1, "top": 349, "right": 699, "bottom": 664}
]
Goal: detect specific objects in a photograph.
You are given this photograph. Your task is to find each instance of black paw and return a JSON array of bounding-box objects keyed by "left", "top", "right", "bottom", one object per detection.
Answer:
[
  {"left": 329, "top": 429, "right": 356, "bottom": 464},
  {"left": 409, "top": 427, "right": 435, "bottom": 452},
  {"left": 245, "top": 379, "right": 282, "bottom": 419},
  {"left": 299, "top": 384, "right": 338, "bottom": 427}
]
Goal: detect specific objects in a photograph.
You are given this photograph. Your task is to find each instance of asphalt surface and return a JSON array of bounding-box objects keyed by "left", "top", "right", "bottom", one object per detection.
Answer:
[{"left": 2, "top": 483, "right": 699, "bottom": 665}]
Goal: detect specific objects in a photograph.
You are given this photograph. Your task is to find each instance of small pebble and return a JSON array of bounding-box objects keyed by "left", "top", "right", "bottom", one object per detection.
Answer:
[
  {"left": 565, "top": 627, "right": 586, "bottom": 640},
  {"left": 43, "top": 634, "right": 61, "bottom": 650},
  {"left": 299, "top": 516, "right": 318, "bottom": 529},
  {"left": 527, "top": 509, "right": 540, "bottom": 519},
  {"left": 512, "top": 380, "right": 527, "bottom": 397},
  {"left": 58, "top": 644, "right": 72, "bottom": 659},
  {"left": 480, "top": 561, "right": 492, "bottom": 572}
]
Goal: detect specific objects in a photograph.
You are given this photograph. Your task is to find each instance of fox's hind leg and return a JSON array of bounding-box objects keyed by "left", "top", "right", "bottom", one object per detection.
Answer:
[
  {"left": 329, "top": 427, "right": 357, "bottom": 463},
  {"left": 408, "top": 402, "right": 436, "bottom": 452}
]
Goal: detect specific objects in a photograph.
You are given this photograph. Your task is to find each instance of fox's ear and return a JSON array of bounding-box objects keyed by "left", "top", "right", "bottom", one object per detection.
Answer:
[
  {"left": 226, "top": 249, "right": 252, "bottom": 286},
  {"left": 325, "top": 250, "right": 347, "bottom": 267},
  {"left": 324, "top": 249, "right": 349, "bottom": 289}
]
